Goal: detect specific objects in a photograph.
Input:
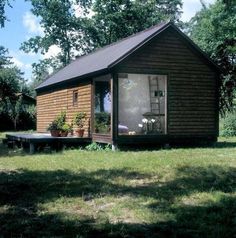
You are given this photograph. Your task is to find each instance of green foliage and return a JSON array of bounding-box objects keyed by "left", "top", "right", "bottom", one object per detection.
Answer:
[
  {"left": 87, "top": 0, "right": 183, "bottom": 48},
  {"left": 47, "top": 111, "right": 73, "bottom": 132},
  {"left": 55, "top": 111, "right": 66, "bottom": 128},
  {"left": 85, "top": 142, "right": 111, "bottom": 151},
  {"left": 6, "top": 96, "right": 24, "bottom": 130},
  {"left": 0, "top": 46, "right": 11, "bottom": 67},
  {"left": 85, "top": 142, "right": 103, "bottom": 151},
  {"left": 221, "top": 112, "right": 236, "bottom": 137},
  {"left": 73, "top": 112, "right": 86, "bottom": 128},
  {"left": 30, "top": 58, "right": 60, "bottom": 88},
  {"left": 0, "top": 46, "right": 23, "bottom": 101},
  {"left": 0, "top": 0, "right": 11, "bottom": 28},
  {"left": 0, "top": 46, "right": 35, "bottom": 131},
  {"left": 0, "top": 134, "right": 236, "bottom": 237},
  {"left": 47, "top": 120, "right": 60, "bottom": 131},
  {"left": 61, "top": 123, "right": 73, "bottom": 132},
  {"left": 0, "top": 67, "right": 21, "bottom": 100},
  {"left": 21, "top": 0, "right": 183, "bottom": 83},
  {"left": 94, "top": 112, "right": 110, "bottom": 133},
  {"left": 21, "top": 0, "right": 91, "bottom": 68},
  {"left": 186, "top": 0, "right": 236, "bottom": 114}
]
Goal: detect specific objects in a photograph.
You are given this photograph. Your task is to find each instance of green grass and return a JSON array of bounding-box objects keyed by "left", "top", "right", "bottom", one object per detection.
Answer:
[{"left": 0, "top": 133, "right": 235, "bottom": 237}]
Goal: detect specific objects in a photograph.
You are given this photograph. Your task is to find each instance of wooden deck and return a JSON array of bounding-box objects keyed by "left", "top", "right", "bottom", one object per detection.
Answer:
[{"left": 5, "top": 133, "right": 92, "bottom": 154}]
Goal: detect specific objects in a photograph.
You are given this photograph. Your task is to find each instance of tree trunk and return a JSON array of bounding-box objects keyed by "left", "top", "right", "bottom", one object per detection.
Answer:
[{"left": 14, "top": 118, "right": 17, "bottom": 131}]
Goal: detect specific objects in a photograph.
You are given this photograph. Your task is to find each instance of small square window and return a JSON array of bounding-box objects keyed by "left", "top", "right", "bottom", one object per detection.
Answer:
[{"left": 73, "top": 91, "right": 78, "bottom": 106}]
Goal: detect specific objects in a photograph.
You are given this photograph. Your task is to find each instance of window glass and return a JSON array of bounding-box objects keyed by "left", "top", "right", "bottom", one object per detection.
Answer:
[
  {"left": 94, "top": 80, "right": 111, "bottom": 134},
  {"left": 118, "top": 74, "right": 167, "bottom": 135},
  {"left": 73, "top": 90, "right": 78, "bottom": 106}
]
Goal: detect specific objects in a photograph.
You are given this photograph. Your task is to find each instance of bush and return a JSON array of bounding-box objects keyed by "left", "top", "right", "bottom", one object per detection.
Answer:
[
  {"left": 85, "top": 142, "right": 103, "bottom": 151},
  {"left": 85, "top": 142, "right": 111, "bottom": 151},
  {"left": 221, "top": 112, "right": 236, "bottom": 137}
]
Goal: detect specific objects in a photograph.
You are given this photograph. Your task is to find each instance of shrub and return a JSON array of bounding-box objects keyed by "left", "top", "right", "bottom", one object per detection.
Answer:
[
  {"left": 61, "top": 123, "right": 73, "bottom": 132},
  {"left": 85, "top": 142, "right": 111, "bottom": 151},
  {"left": 73, "top": 112, "right": 86, "bottom": 128},
  {"left": 221, "top": 112, "right": 236, "bottom": 137},
  {"left": 55, "top": 111, "right": 66, "bottom": 129},
  {"left": 85, "top": 142, "right": 103, "bottom": 151},
  {"left": 47, "top": 120, "right": 60, "bottom": 131},
  {"left": 47, "top": 111, "right": 67, "bottom": 131}
]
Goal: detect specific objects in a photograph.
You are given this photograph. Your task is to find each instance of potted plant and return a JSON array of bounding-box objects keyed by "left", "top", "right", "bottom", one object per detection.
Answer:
[
  {"left": 60, "top": 123, "right": 72, "bottom": 137},
  {"left": 47, "top": 111, "right": 67, "bottom": 137},
  {"left": 47, "top": 120, "right": 60, "bottom": 137},
  {"left": 73, "top": 112, "right": 87, "bottom": 137}
]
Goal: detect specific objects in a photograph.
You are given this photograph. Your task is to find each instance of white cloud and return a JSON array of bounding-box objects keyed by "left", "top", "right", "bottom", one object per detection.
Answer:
[
  {"left": 11, "top": 57, "right": 24, "bottom": 68},
  {"left": 23, "top": 12, "right": 44, "bottom": 35},
  {"left": 42, "top": 45, "right": 61, "bottom": 59},
  {"left": 181, "top": 0, "right": 216, "bottom": 22},
  {"left": 9, "top": 51, "right": 34, "bottom": 80}
]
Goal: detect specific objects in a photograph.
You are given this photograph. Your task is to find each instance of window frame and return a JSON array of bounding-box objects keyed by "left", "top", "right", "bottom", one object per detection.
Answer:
[{"left": 72, "top": 90, "right": 78, "bottom": 107}]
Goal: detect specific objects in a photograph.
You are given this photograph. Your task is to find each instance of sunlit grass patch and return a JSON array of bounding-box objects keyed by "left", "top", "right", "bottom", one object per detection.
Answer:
[{"left": 0, "top": 134, "right": 235, "bottom": 237}]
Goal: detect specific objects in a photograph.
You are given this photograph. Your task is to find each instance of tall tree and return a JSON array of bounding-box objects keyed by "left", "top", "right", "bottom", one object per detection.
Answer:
[
  {"left": 22, "top": 0, "right": 182, "bottom": 85},
  {"left": 0, "top": 0, "right": 11, "bottom": 27},
  {"left": 186, "top": 0, "right": 236, "bottom": 114},
  {"left": 21, "top": 0, "right": 91, "bottom": 67},
  {"left": 0, "top": 45, "right": 11, "bottom": 68},
  {"left": 86, "top": 0, "right": 183, "bottom": 48},
  {"left": 0, "top": 46, "right": 23, "bottom": 100}
]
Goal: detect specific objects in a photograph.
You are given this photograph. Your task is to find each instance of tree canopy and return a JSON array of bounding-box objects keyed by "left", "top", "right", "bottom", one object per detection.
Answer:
[
  {"left": 0, "top": 0, "right": 11, "bottom": 27},
  {"left": 0, "top": 46, "right": 23, "bottom": 100},
  {"left": 21, "top": 0, "right": 91, "bottom": 67},
  {"left": 86, "top": 0, "right": 182, "bottom": 49},
  {"left": 187, "top": 0, "right": 236, "bottom": 114},
  {"left": 2, "top": 0, "right": 235, "bottom": 115},
  {"left": 21, "top": 0, "right": 183, "bottom": 84}
]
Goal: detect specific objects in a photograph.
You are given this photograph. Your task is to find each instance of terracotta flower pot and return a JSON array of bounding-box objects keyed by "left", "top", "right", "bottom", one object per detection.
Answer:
[
  {"left": 76, "top": 128, "right": 85, "bottom": 137},
  {"left": 60, "top": 131, "right": 68, "bottom": 137},
  {"left": 50, "top": 130, "right": 61, "bottom": 137}
]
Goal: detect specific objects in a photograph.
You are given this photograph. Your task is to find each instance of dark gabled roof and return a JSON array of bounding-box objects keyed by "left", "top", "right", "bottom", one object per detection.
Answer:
[
  {"left": 36, "top": 21, "right": 219, "bottom": 91},
  {"left": 15, "top": 93, "right": 36, "bottom": 104}
]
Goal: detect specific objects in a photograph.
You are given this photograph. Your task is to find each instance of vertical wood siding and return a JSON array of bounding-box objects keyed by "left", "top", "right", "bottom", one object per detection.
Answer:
[
  {"left": 116, "top": 28, "right": 218, "bottom": 137},
  {"left": 37, "top": 83, "right": 92, "bottom": 136}
]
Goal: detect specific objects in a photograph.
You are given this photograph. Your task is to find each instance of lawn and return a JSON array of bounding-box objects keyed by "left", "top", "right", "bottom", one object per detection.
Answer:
[{"left": 0, "top": 133, "right": 235, "bottom": 237}]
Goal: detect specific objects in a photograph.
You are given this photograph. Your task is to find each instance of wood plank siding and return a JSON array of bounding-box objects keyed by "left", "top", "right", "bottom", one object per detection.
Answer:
[
  {"left": 37, "top": 83, "right": 92, "bottom": 136},
  {"left": 116, "top": 28, "right": 218, "bottom": 138}
]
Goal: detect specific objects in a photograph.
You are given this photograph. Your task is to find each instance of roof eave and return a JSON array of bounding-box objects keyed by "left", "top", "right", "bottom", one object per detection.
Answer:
[
  {"left": 35, "top": 68, "right": 110, "bottom": 93},
  {"left": 170, "top": 23, "right": 221, "bottom": 73},
  {"left": 107, "top": 22, "right": 172, "bottom": 69}
]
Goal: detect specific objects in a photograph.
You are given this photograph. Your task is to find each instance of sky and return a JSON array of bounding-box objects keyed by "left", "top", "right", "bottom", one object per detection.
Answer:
[{"left": 0, "top": 0, "right": 215, "bottom": 82}]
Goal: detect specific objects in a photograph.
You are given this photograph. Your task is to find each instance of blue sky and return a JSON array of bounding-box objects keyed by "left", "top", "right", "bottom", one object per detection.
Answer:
[{"left": 0, "top": 0, "right": 215, "bottom": 82}]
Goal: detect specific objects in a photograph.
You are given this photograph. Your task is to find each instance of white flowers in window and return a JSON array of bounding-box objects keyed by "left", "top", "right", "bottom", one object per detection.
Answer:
[
  {"left": 142, "top": 118, "right": 148, "bottom": 123},
  {"left": 139, "top": 117, "right": 157, "bottom": 134}
]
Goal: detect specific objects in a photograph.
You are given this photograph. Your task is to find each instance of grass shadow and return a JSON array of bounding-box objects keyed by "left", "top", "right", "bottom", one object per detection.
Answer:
[{"left": 0, "top": 165, "right": 235, "bottom": 237}]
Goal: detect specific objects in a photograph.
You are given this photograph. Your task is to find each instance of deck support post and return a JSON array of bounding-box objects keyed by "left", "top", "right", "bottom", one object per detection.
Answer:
[
  {"left": 112, "top": 143, "right": 118, "bottom": 151},
  {"left": 29, "top": 143, "right": 35, "bottom": 154}
]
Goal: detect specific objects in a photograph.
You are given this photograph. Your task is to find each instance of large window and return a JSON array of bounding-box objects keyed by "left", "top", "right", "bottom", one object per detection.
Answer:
[
  {"left": 118, "top": 74, "right": 167, "bottom": 136},
  {"left": 93, "top": 75, "right": 111, "bottom": 134}
]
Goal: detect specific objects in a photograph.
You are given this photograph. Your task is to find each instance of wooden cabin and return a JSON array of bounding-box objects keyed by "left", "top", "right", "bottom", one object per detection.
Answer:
[{"left": 36, "top": 22, "right": 219, "bottom": 147}]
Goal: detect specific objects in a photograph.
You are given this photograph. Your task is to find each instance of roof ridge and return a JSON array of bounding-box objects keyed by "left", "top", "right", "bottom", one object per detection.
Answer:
[
  {"left": 36, "top": 21, "right": 173, "bottom": 90},
  {"left": 40, "top": 21, "right": 169, "bottom": 82},
  {"left": 73, "top": 21, "right": 169, "bottom": 62}
]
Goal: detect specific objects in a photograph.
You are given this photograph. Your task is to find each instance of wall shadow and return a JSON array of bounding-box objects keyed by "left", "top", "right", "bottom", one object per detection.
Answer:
[{"left": 0, "top": 165, "right": 235, "bottom": 237}]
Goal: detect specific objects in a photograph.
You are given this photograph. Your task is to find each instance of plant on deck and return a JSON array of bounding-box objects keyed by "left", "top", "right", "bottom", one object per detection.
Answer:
[
  {"left": 47, "top": 111, "right": 72, "bottom": 137},
  {"left": 73, "top": 112, "right": 87, "bottom": 137}
]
